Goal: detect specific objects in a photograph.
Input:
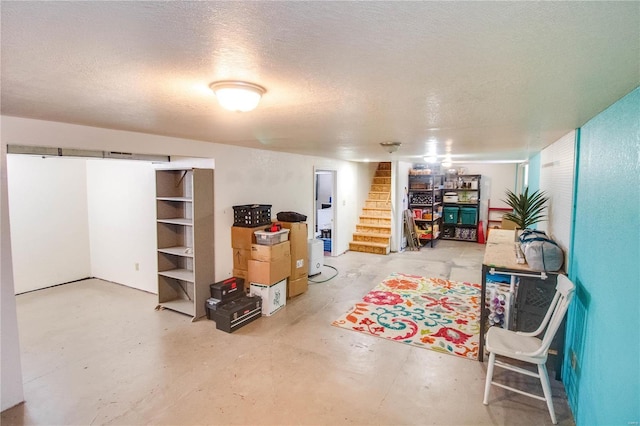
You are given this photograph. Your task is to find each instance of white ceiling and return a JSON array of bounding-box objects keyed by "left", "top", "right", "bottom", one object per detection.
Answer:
[{"left": 1, "top": 1, "right": 638, "bottom": 163}]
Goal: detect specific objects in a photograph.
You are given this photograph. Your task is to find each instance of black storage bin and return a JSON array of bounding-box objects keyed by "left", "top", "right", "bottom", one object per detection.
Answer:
[
  {"left": 276, "top": 211, "right": 307, "bottom": 222},
  {"left": 212, "top": 296, "right": 262, "bottom": 333},
  {"left": 233, "top": 204, "right": 272, "bottom": 227}
]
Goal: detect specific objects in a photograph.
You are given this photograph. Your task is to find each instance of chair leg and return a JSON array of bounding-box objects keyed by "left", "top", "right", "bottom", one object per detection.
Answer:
[
  {"left": 538, "top": 363, "right": 557, "bottom": 424},
  {"left": 483, "top": 352, "right": 496, "bottom": 405}
]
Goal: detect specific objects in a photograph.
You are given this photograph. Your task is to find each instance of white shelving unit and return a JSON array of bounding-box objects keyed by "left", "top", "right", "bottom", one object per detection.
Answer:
[{"left": 156, "top": 168, "right": 214, "bottom": 321}]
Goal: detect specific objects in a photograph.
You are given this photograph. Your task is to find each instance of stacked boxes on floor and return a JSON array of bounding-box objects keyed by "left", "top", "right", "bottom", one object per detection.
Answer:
[
  {"left": 231, "top": 204, "right": 273, "bottom": 287},
  {"left": 279, "top": 221, "right": 309, "bottom": 299},
  {"left": 205, "top": 277, "right": 262, "bottom": 333},
  {"left": 249, "top": 227, "right": 291, "bottom": 316}
]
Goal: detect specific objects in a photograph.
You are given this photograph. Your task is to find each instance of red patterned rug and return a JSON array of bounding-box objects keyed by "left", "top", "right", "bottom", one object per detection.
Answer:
[{"left": 332, "top": 273, "right": 481, "bottom": 360}]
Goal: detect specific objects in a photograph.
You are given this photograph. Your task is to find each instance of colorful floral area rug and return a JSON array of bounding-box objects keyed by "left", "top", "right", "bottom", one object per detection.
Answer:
[{"left": 332, "top": 273, "right": 481, "bottom": 360}]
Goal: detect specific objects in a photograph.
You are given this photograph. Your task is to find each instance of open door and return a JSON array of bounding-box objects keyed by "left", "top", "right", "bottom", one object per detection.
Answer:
[{"left": 314, "top": 169, "right": 336, "bottom": 256}]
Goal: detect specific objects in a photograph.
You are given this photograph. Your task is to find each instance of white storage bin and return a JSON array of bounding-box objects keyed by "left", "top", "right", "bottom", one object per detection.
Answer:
[
  {"left": 254, "top": 229, "right": 290, "bottom": 246},
  {"left": 444, "top": 192, "right": 459, "bottom": 203}
]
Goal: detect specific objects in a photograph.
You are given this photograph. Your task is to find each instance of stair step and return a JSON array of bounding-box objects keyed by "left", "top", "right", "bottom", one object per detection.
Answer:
[
  {"left": 365, "top": 200, "right": 392, "bottom": 208},
  {"left": 360, "top": 216, "right": 391, "bottom": 225},
  {"left": 375, "top": 170, "right": 392, "bottom": 178},
  {"left": 353, "top": 232, "right": 391, "bottom": 244},
  {"left": 377, "top": 162, "right": 391, "bottom": 171},
  {"left": 349, "top": 241, "right": 390, "bottom": 255},
  {"left": 368, "top": 191, "right": 390, "bottom": 200},
  {"left": 373, "top": 177, "right": 391, "bottom": 184},
  {"left": 371, "top": 184, "right": 391, "bottom": 192},
  {"left": 356, "top": 223, "right": 392, "bottom": 233},
  {"left": 362, "top": 207, "right": 391, "bottom": 217}
]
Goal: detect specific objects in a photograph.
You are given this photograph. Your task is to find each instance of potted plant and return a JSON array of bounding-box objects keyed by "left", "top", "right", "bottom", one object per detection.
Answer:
[{"left": 502, "top": 187, "right": 549, "bottom": 230}]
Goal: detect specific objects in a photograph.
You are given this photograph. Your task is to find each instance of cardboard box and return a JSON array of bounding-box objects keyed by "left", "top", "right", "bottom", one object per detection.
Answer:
[
  {"left": 250, "top": 279, "right": 287, "bottom": 316},
  {"left": 231, "top": 225, "right": 266, "bottom": 250},
  {"left": 233, "top": 268, "right": 248, "bottom": 280},
  {"left": 248, "top": 254, "right": 291, "bottom": 285},
  {"left": 232, "top": 269, "right": 249, "bottom": 291},
  {"left": 287, "top": 275, "right": 308, "bottom": 299},
  {"left": 233, "top": 248, "right": 251, "bottom": 270},
  {"left": 251, "top": 241, "right": 290, "bottom": 262},
  {"left": 279, "top": 222, "right": 309, "bottom": 280},
  {"left": 501, "top": 218, "right": 519, "bottom": 230}
]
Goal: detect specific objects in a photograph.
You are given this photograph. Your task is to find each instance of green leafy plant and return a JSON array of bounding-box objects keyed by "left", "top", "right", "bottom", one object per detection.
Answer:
[{"left": 502, "top": 187, "right": 549, "bottom": 229}]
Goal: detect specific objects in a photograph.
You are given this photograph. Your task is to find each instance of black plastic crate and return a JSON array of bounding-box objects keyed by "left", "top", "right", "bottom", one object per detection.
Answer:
[
  {"left": 233, "top": 204, "right": 272, "bottom": 227},
  {"left": 515, "top": 277, "right": 557, "bottom": 332}
]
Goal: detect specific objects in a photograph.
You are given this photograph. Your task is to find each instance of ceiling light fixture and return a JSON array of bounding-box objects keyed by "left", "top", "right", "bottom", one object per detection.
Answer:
[
  {"left": 209, "top": 81, "right": 266, "bottom": 112},
  {"left": 380, "top": 141, "right": 402, "bottom": 153}
]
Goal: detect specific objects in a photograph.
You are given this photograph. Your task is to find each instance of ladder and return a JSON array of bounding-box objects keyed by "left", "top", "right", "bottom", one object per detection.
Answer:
[{"left": 403, "top": 209, "right": 420, "bottom": 251}]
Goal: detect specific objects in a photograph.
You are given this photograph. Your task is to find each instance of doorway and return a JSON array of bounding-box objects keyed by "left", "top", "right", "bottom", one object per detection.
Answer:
[{"left": 314, "top": 169, "right": 336, "bottom": 256}]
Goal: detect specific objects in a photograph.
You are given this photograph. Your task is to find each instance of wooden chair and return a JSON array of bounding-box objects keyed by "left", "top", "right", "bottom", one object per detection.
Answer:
[{"left": 483, "top": 274, "right": 575, "bottom": 424}]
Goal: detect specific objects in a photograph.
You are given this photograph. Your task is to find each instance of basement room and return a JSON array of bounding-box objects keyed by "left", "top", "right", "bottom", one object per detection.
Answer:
[{"left": 1, "top": 2, "right": 638, "bottom": 425}]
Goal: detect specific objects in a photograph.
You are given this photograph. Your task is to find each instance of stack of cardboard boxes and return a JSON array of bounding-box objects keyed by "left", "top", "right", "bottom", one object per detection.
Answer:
[
  {"left": 248, "top": 228, "right": 291, "bottom": 316},
  {"left": 230, "top": 220, "right": 309, "bottom": 317}
]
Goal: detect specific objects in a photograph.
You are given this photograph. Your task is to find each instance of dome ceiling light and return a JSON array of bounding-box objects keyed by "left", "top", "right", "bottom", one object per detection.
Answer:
[
  {"left": 380, "top": 141, "right": 402, "bottom": 153},
  {"left": 209, "top": 81, "right": 266, "bottom": 112}
]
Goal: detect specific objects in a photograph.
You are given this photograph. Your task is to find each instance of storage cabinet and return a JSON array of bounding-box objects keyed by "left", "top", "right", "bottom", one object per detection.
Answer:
[
  {"left": 441, "top": 174, "right": 481, "bottom": 242},
  {"left": 156, "top": 168, "right": 214, "bottom": 321},
  {"left": 408, "top": 172, "right": 443, "bottom": 247}
]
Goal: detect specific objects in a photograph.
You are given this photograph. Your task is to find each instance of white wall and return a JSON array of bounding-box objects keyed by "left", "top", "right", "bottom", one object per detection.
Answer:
[
  {"left": 0, "top": 116, "right": 362, "bottom": 282},
  {"left": 394, "top": 161, "right": 412, "bottom": 252},
  {"left": 86, "top": 159, "right": 158, "bottom": 293},
  {"left": 7, "top": 155, "right": 91, "bottom": 293},
  {"left": 1, "top": 144, "right": 24, "bottom": 411},
  {"left": 538, "top": 130, "right": 576, "bottom": 270}
]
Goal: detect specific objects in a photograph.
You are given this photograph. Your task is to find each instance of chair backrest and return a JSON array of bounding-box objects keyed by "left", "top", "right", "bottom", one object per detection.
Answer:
[{"left": 538, "top": 274, "right": 576, "bottom": 351}]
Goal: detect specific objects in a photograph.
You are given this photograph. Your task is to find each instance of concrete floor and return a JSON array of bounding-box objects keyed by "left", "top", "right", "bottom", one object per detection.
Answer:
[{"left": 2, "top": 241, "right": 574, "bottom": 425}]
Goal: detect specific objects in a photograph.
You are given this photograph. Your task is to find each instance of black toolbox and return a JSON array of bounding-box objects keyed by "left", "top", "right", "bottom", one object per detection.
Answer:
[
  {"left": 210, "top": 277, "right": 244, "bottom": 302},
  {"left": 212, "top": 296, "right": 262, "bottom": 333}
]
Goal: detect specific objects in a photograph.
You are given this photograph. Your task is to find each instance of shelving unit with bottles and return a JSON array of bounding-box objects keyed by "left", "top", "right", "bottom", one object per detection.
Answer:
[
  {"left": 441, "top": 174, "right": 481, "bottom": 242},
  {"left": 156, "top": 168, "right": 214, "bottom": 321},
  {"left": 408, "top": 171, "right": 443, "bottom": 248}
]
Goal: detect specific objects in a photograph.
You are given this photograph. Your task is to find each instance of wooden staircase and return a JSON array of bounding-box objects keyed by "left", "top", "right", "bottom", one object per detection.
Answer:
[{"left": 349, "top": 162, "right": 392, "bottom": 255}]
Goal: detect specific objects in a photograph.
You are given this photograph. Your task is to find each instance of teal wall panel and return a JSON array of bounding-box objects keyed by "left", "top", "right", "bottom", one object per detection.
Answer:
[{"left": 564, "top": 87, "right": 639, "bottom": 425}]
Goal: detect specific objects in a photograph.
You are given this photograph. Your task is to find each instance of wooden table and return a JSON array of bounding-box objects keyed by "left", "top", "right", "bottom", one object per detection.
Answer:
[{"left": 480, "top": 229, "right": 563, "bottom": 372}]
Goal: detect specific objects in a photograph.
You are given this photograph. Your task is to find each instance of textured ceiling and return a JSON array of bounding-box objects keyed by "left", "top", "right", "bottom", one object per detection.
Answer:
[{"left": 1, "top": 1, "right": 638, "bottom": 163}]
